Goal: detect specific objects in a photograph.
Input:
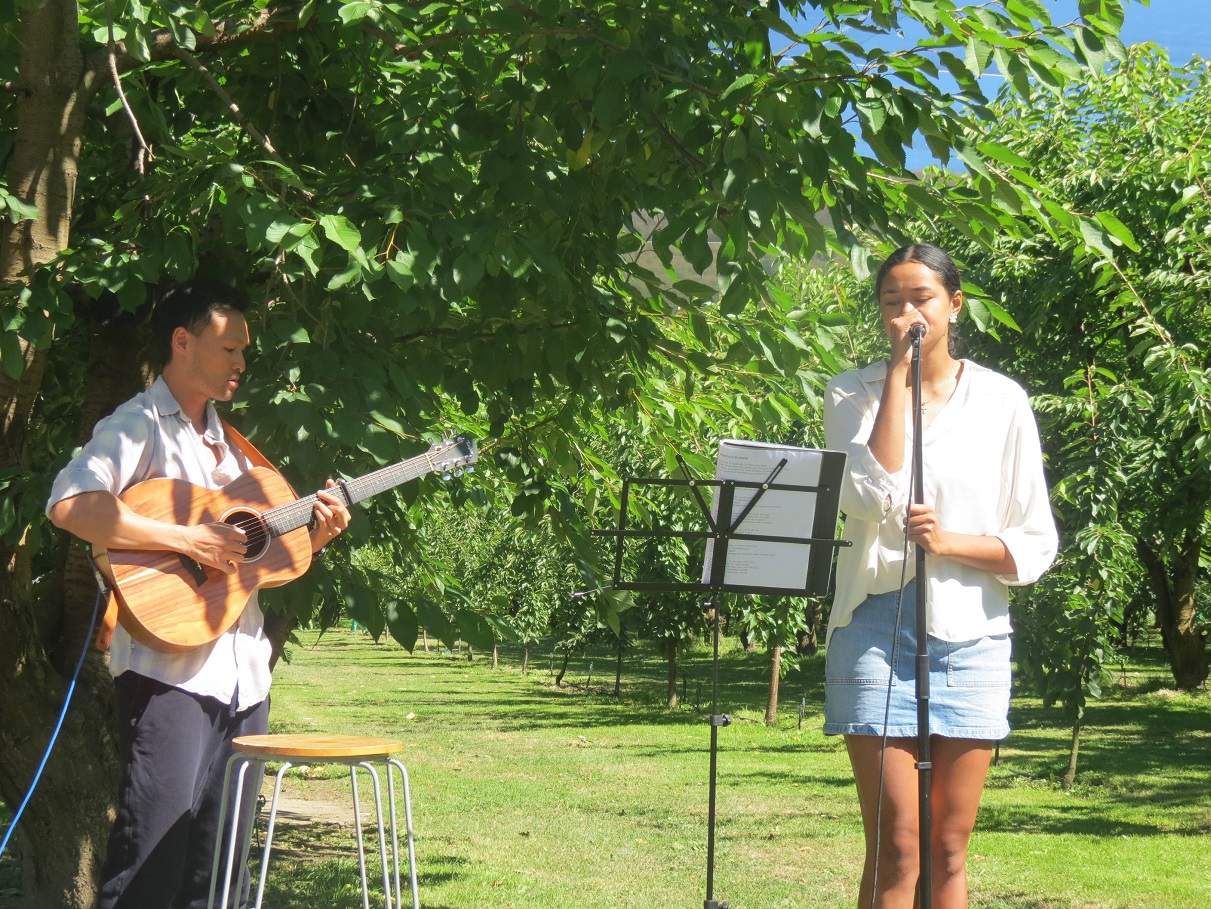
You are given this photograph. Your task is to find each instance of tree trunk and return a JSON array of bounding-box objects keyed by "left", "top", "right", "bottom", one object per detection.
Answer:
[
  {"left": 0, "top": 310, "right": 155, "bottom": 909},
  {"left": 492, "top": 643, "right": 499, "bottom": 669},
  {"left": 614, "top": 637, "right": 623, "bottom": 698},
  {"left": 765, "top": 644, "right": 781, "bottom": 727},
  {"left": 0, "top": 7, "right": 126, "bottom": 902},
  {"left": 666, "top": 640, "right": 679, "bottom": 708},
  {"left": 522, "top": 643, "right": 529, "bottom": 674},
  {"left": 0, "top": 588, "right": 121, "bottom": 909},
  {"left": 797, "top": 600, "right": 820, "bottom": 655},
  {"left": 739, "top": 628, "right": 757, "bottom": 653},
  {"left": 1137, "top": 537, "right": 1209, "bottom": 689},
  {"left": 0, "top": 1, "right": 96, "bottom": 286},
  {"left": 554, "top": 649, "right": 570, "bottom": 687},
  {"left": 1061, "top": 713, "right": 1082, "bottom": 793}
]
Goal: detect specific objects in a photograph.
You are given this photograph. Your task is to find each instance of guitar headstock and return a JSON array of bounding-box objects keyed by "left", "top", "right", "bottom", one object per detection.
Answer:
[{"left": 430, "top": 434, "right": 478, "bottom": 480}]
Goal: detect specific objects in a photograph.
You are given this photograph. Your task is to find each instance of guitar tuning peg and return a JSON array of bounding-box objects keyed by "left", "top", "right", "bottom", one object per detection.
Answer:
[
  {"left": 453, "top": 468, "right": 464, "bottom": 478},
  {"left": 441, "top": 472, "right": 452, "bottom": 481}
]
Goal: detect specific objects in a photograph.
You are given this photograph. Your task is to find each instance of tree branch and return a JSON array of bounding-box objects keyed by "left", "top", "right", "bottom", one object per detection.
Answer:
[
  {"left": 169, "top": 46, "right": 282, "bottom": 165},
  {"left": 105, "top": 0, "right": 149, "bottom": 175},
  {"left": 85, "top": 5, "right": 301, "bottom": 82}
]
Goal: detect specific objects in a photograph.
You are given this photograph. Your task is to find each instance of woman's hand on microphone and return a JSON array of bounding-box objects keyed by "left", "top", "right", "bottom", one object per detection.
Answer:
[
  {"left": 905, "top": 505, "right": 1018, "bottom": 575},
  {"left": 887, "top": 312, "right": 928, "bottom": 371},
  {"left": 905, "top": 503, "right": 950, "bottom": 556}
]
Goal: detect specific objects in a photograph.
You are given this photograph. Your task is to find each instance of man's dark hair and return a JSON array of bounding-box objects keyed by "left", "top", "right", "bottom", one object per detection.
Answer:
[{"left": 150, "top": 278, "right": 250, "bottom": 370}]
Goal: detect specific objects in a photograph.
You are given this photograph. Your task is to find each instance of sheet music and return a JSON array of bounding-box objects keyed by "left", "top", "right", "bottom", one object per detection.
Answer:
[{"left": 700, "top": 439, "right": 824, "bottom": 591}]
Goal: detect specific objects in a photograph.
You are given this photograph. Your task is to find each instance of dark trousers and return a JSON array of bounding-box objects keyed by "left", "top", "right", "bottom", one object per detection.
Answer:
[{"left": 96, "top": 673, "right": 269, "bottom": 909}]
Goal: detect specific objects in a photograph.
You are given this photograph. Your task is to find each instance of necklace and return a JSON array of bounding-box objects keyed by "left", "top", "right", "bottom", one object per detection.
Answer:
[{"left": 917, "top": 364, "right": 962, "bottom": 412}]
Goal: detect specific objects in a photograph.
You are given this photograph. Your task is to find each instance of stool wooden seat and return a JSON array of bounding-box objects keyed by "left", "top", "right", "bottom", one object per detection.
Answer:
[
  {"left": 234, "top": 733, "right": 404, "bottom": 760},
  {"left": 207, "top": 733, "right": 418, "bottom": 909}
]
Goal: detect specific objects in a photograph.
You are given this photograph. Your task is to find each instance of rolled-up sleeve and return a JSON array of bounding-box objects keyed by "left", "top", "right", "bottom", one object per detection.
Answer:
[
  {"left": 824, "top": 373, "right": 910, "bottom": 524},
  {"left": 46, "top": 407, "right": 156, "bottom": 512},
  {"left": 993, "top": 397, "right": 1058, "bottom": 586}
]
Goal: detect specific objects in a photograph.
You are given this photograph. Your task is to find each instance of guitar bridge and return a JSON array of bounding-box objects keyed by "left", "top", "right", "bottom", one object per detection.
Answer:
[{"left": 178, "top": 554, "right": 209, "bottom": 587}]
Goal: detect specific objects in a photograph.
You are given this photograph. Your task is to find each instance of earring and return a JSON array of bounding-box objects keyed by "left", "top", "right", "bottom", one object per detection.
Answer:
[{"left": 949, "top": 312, "right": 958, "bottom": 324}]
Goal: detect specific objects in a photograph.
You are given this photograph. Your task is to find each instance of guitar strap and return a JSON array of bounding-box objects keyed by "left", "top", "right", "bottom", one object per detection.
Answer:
[
  {"left": 94, "top": 417, "right": 291, "bottom": 651},
  {"left": 221, "top": 418, "right": 289, "bottom": 480}
]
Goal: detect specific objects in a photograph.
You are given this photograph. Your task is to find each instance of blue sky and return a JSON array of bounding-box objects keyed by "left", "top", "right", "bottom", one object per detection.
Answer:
[
  {"left": 1093, "top": 0, "right": 1210, "bottom": 63},
  {"left": 800, "top": 1, "right": 1211, "bottom": 169}
]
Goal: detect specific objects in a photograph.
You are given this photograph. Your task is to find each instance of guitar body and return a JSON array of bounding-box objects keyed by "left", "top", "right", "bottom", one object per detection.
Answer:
[{"left": 94, "top": 467, "right": 313, "bottom": 653}]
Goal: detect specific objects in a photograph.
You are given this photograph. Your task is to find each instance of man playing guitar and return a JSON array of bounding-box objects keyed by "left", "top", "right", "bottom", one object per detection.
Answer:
[{"left": 47, "top": 278, "right": 352, "bottom": 909}]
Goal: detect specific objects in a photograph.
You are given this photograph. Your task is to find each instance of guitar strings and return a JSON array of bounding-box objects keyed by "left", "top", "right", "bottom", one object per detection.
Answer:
[{"left": 215, "top": 444, "right": 469, "bottom": 555}]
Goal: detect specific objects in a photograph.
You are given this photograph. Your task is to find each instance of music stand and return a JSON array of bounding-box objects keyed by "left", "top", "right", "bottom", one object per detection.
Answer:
[{"left": 597, "top": 441, "right": 849, "bottom": 909}]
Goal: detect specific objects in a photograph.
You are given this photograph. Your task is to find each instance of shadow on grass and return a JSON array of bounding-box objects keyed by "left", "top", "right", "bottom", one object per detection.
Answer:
[
  {"left": 251, "top": 813, "right": 470, "bottom": 909},
  {"left": 973, "top": 896, "right": 1085, "bottom": 909},
  {"left": 284, "top": 631, "right": 1211, "bottom": 843}
]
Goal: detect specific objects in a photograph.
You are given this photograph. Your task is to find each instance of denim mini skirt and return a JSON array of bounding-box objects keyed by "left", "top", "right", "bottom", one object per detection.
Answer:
[{"left": 823, "top": 584, "right": 1012, "bottom": 740}]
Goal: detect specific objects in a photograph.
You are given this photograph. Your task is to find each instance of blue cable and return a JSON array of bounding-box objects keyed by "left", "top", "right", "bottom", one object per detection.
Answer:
[{"left": 0, "top": 583, "right": 104, "bottom": 859}]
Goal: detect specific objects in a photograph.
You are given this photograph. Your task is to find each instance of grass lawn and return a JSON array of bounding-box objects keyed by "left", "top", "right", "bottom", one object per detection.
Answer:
[
  {"left": 255, "top": 630, "right": 1209, "bottom": 909},
  {"left": 2, "top": 630, "right": 1208, "bottom": 908}
]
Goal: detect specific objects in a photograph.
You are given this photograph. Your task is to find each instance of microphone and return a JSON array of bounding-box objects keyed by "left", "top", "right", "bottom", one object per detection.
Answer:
[{"left": 909, "top": 323, "right": 926, "bottom": 341}]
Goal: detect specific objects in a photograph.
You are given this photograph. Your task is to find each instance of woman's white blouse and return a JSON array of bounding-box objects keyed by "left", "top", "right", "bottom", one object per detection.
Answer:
[{"left": 823, "top": 359, "right": 1058, "bottom": 645}]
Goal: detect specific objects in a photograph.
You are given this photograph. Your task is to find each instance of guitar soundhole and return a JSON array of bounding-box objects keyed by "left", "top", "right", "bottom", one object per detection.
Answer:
[{"left": 224, "top": 509, "right": 270, "bottom": 562}]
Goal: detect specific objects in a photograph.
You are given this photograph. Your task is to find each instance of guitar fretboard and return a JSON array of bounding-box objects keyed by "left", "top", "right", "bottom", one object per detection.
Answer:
[{"left": 259, "top": 445, "right": 464, "bottom": 539}]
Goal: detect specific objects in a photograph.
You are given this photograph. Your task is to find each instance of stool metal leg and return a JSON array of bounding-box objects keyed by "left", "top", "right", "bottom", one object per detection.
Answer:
[
  {"left": 389, "top": 760, "right": 423, "bottom": 909},
  {"left": 356, "top": 762, "right": 395, "bottom": 909},
  {"left": 208, "top": 745, "right": 419, "bottom": 909},
  {"left": 386, "top": 762, "right": 402, "bottom": 909},
  {"left": 250, "top": 760, "right": 294, "bottom": 909},
  {"left": 211, "top": 757, "right": 258, "bottom": 909},
  {"left": 207, "top": 753, "right": 242, "bottom": 909},
  {"left": 388, "top": 759, "right": 419, "bottom": 909},
  {"left": 349, "top": 765, "right": 375, "bottom": 909}
]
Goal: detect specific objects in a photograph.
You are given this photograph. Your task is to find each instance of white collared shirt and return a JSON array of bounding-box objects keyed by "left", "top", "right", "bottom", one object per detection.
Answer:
[
  {"left": 47, "top": 377, "right": 273, "bottom": 710},
  {"left": 823, "top": 359, "right": 1059, "bottom": 644}
]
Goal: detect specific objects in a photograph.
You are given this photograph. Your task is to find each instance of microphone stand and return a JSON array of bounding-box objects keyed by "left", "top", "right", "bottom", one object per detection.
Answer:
[{"left": 910, "top": 324, "right": 933, "bottom": 909}]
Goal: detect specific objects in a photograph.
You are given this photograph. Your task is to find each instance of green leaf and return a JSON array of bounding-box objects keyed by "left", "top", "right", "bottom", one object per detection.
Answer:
[
  {"left": 454, "top": 608, "right": 496, "bottom": 650},
  {"left": 1077, "top": 217, "right": 1116, "bottom": 260},
  {"left": 294, "top": 230, "right": 322, "bottom": 275},
  {"left": 386, "top": 252, "right": 417, "bottom": 292},
  {"left": 979, "top": 296, "right": 1021, "bottom": 332},
  {"left": 0, "top": 330, "right": 23, "bottom": 380},
  {"left": 593, "top": 84, "right": 625, "bottom": 127},
  {"left": 1073, "top": 26, "right": 1110, "bottom": 74},
  {"left": 383, "top": 599, "right": 419, "bottom": 651},
  {"left": 965, "top": 295, "right": 992, "bottom": 331},
  {"left": 452, "top": 252, "right": 484, "bottom": 291},
  {"left": 319, "top": 214, "right": 363, "bottom": 253},
  {"left": 1006, "top": 0, "right": 1049, "bottom": 22},
  {"left": 1094, "top": 210, "right": 1141, "bottom": 253},
  {"left": 338, "top": 1, "right": 375, "bottom": 25},
  {"left": 720, "top": 73, "right": 756, "bottom": 103},
  {"left": 965, "top": 38, "right": 993, "bottom": 76},
  {"left": 0, "top": 191, "right": 38, "bottom": 223},
  {"left": 976, "top": 141, "right": 1031, "bottom": 170}
]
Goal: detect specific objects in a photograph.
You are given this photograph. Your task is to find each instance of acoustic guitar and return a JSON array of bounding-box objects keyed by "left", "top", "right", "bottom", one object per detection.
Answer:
[{"left": 93, "top": 434, "right": 477, "bottom": 653}]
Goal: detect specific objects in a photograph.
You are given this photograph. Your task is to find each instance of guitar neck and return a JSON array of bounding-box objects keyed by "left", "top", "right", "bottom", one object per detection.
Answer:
[{"left": 260, "top": 451, "right": 443, "bottom": 538}]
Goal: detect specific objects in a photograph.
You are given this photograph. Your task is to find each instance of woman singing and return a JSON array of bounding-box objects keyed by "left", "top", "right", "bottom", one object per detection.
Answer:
[{"left": 822, "top": 244, "right": 1058, "bottom": 909}]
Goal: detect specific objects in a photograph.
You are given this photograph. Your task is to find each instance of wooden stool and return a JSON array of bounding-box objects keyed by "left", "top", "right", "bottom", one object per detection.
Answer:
[{"left": 207, "top": 734, "right": 418, "bottom": 909}]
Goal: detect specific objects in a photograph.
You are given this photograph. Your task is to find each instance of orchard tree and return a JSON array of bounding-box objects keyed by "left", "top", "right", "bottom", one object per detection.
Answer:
[
  {"left": 947, "top": 47, "right": 1211, "bottom": 695},
  {"left": 1, "top": 2, "right": 1128, "bottom": 905}
]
